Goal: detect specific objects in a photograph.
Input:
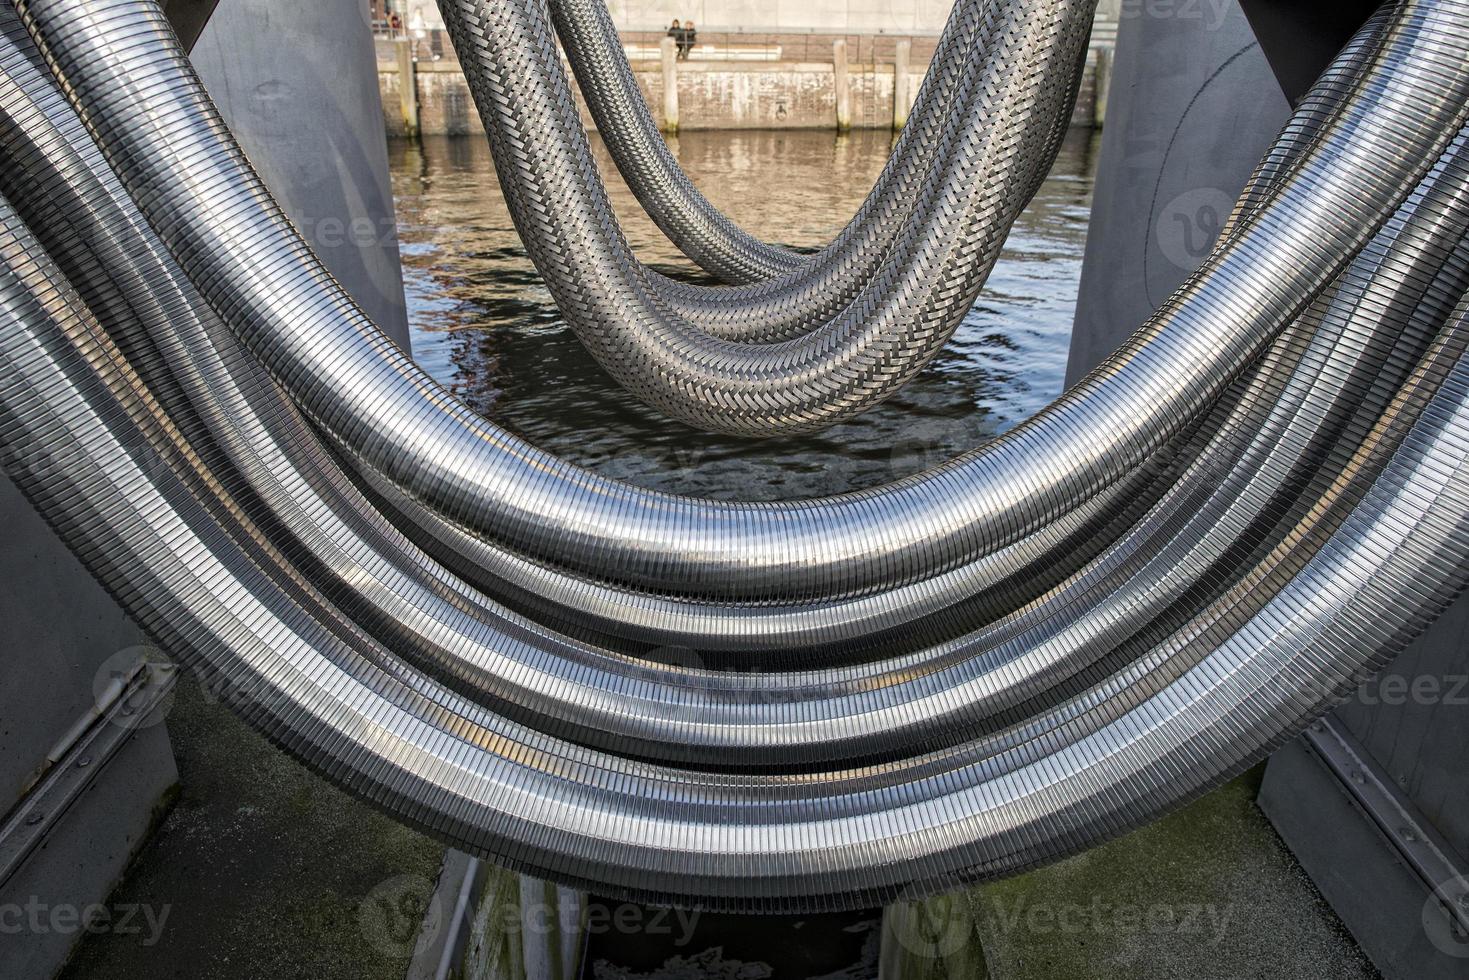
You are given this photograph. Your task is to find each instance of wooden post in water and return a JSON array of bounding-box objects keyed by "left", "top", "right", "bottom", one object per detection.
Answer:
[
  {"left": 893, "top": 39, "right": 912, "bottom": 131},
  {"left": 660, "top": 36, "right": 680, "bottom": 134},
  {"left": 395, "top": 37, "right": 419, "bottom": 140},
  {"left": 1093, "top": 46, "right": 1113, "bottom": 129},
  {"left": 833, "top": 39, "right": 852, "bottom": 133}
]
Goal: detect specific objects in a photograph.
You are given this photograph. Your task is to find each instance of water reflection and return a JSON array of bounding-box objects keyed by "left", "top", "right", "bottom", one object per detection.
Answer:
[{"left": 388, "top": 128, "right": 1099, "bottom": 500}]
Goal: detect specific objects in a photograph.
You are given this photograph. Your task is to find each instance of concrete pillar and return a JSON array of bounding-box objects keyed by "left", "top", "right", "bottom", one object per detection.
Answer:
[
  {"left": 0, "top": 472, "right": 179, "bottom": 979},
  {"left": 396, "top": 37, "right": 420, "bottom": 141},
  {"left": 190, "top": 0, "right": 412, "bottom": 350},
  {"left": 660, "top": 36, "right": 679, "bottom": 134},
  {"left": 833, "top": 38, "right": 852, "bottom": 133},
  {"left": 893, "top": 39, "right": 912, "bottom": 131},
  {"left": 1065, "top": 1, "right": 1287, "bottom": 385}
]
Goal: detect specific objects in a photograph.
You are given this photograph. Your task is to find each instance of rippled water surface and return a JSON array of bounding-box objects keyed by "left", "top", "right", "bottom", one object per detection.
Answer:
[{"left": 388, "top": 129, "right": 1099, "bottom": 500}]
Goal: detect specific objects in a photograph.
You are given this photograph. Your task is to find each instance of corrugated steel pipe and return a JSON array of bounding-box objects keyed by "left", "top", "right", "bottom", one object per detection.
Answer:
[{"left": 0, "top": 0, "right": 1464, "bottom": 912}]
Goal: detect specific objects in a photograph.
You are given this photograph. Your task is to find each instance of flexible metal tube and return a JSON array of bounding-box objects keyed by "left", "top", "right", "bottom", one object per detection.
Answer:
[
  {"left": 2, "top": 186, "right": 1465, "bottom": 906},
  {"left": 15, "top": 0, "right": 1466, "bottom": 611},
  {"left": 0, "top": 33, "right": 1359, "bottom": 769},
  {"left": 0, "top": 24, "right": 1173, "bottom": 765},
  {"left": 0, "top": 19, "right": 1273, "bottom": 773},
  {"left": 547, "top": 0, "right": 1081, "bottom": 294},
  {"left": 0, "top": 0, "right": 1467, "bottom": 911},
  {"left": 341, "top": 11, "right": 1394, "bottom": 658},
  {"left": 2, "top": 0, "right": 1469, "bottom": 781}
]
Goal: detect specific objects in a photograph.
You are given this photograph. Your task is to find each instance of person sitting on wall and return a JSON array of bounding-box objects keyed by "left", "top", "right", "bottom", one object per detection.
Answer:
[
  {"left": 680, "top": 20, "right": 697, "bottom": 59},
  {"left": 667, "top": 19, "right": 685, "bottom": 55}
]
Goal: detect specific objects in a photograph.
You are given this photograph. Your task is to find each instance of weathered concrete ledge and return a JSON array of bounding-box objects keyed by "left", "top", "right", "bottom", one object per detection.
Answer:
[{"left": 377, "top": 44, "right": 1108, "bottom": 138}]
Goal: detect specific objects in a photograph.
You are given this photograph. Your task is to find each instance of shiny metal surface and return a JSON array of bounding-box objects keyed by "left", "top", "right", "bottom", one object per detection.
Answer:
[
  {"left": 548, "top": 0, "right": 1074, "bottom": 287},
  {"left": 16, "top": 0, "right": 1465, "bottom": 610},
  {"left": 441, "top": 0, "right": 1094, "bottom": 434},
  {"left": 0, "top": 0, "right": 1466, "bottom": 912}
]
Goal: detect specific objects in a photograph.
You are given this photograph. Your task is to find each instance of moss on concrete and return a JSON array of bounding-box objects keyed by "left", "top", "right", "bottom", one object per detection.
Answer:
[
  {"left": 966, "top": 772, "right": 1378, "bottom": 979},
  {"left": 59, "top": 670, "right": 445, "bottom": 980}
]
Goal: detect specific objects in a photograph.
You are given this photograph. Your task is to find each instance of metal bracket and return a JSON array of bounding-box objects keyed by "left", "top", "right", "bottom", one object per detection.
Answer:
[
  {"left": 1301, "top": 716, "right": 1469, "bottom": 938},
  {"left": 0, "top": 656, "right": 177, "bottom": 888}
]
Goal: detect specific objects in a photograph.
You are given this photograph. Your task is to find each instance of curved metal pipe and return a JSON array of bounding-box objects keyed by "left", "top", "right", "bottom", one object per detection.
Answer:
[
  {"left": 0, "top": 0, "right": 1465, "bottom": 914},
  {"left": 1, "top": 186, "right": 1464, "bottom": 906},
  {"left": 14, "top": 0, "right": 1467, "bottom": 611},
  {"left": 547, "top": 0, "right": 1078, "bottom": 291},
  {"left": 3, "top": 12, "right": 1436, "bottom": 771},
  {"left": 341, "top": 10, "right": 1395, "bottom": 659}
]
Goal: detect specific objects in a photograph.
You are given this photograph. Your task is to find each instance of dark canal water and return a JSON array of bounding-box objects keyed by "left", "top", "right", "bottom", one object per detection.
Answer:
[{"left": 387, "top": 128, "right": 1100, "bottom": 501}]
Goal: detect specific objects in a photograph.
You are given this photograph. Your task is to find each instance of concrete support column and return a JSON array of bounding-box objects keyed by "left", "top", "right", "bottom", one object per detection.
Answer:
[
  {"left": 660, "top": 36, "right": 679, "bottom": 134},
  {"left": 0, "top": 472, "right": 179, "bottom": 980},
  {"left": 833, "top": 39, "right": 852, "bottom": 133},
  {"left": 190, "top": 0, "right": 412, "bottom": 350},
  {"left": 396, "top": 37, "right": 420, "bottom": 141},
  {"left": 1065, "top": 2, "right": 1287, "bottom": 385},
  {"left": 893, "top": 39, "right": 912, "bottom": 131}
]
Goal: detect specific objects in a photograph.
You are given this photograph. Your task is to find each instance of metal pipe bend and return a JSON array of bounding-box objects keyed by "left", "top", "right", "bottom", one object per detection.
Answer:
[
  {"left": 0, "top": 0, "right": 1466, "bottom": 911},
  {"left": 1, "top": 187, "right": 1465, "bottom": 906},
  {"left": 13, "top": 0, "right": 1468, "bottom": 609}
]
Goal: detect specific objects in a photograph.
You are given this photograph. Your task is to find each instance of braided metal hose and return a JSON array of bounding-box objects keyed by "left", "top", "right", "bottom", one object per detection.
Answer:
[
  {"left": 547, "top": 0, "right": 1076, "bottom": 288},
  {"left": 435, "top": 0, "right": 1093, "bottom": 433},
  {"left": 2, "top": 0, "right": 1468, "bottom": 912}
]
